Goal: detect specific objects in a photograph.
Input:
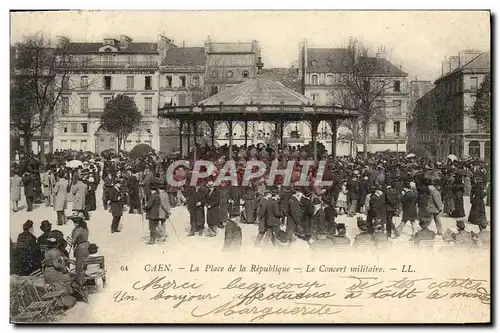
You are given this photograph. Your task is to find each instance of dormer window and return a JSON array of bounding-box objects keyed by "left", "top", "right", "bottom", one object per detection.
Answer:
[
  {"left": 104, "top": 39, "right": 116, "bottom": 46},
  {"left": 311, "top": 60, "right": 318, "bottom": 66}
]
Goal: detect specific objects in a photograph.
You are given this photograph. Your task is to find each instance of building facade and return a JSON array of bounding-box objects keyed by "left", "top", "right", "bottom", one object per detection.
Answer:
[
  {"left": 406, "top": 80, "right": 435, "bottom": 152},
  {"left": 411, "top": 51, "right": 490, "bottom": 160},
  {"left": 204, "top": 39, "right": 260, "bottom": 96},
  {"left": 158, "top": 46, "right": 206, "bottom": 153},
  {"left": 298, "top": 41, "right": 409, "bottom": 154},
  {"left": 53, "top": 35, "right": 175, "bottom": 154}
]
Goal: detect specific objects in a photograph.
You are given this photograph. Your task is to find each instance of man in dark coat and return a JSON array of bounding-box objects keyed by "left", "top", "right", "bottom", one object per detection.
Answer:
[
  {"left": 103, "top": 173, "right": 114, "bottom": 210},
  {"left": 287, "top": 190, "right": 303, "bottom": 242},
  {"left": 367, "top": 190, "right": 386, "bottom": 234},
  {"left": 357, "top": 175, "right": 370, "bottom": 213},
  {"left": 108, "top": 182, "right": 123, "bottom": 233},
  {"left": 398, "top": 186, "right": 418, "bottom": 235},
  {"left": 144, "top": 183, "right": 161, "bottom": 244},
  {"left": 186, "top": 185, "right": 207, "bottom": 236},
  {"left": 331, "top": 223, "right": 351, "bottom": 247},
  {"left": 128, "top": 172, "right": 142, "bottom": 214},
  {"left": 385, "top": 184, "right": 399, "bottom": 238},
  {"left": 205, "top": 181, "right": 221, "bottom": 237},
  {"left": 412, "top": 219, "right": 436, "bottom": 247},
  {"left": 22, "top": 171, "right": 36, "bottom": 212},
  {"left": 255, "top": 190, "right": 271, "bottom": 245},
  {"left": 353, "top": 218, "right": 373, "bottom": 249},
  {"left": 223, "top": 219, "right": 242, "bottom": 252},
  {"left": 258, "top": 189, "right": 282, "bottom": 245},
  {"left": 347, "top": 175, "right": 359, "bottom": 217}
]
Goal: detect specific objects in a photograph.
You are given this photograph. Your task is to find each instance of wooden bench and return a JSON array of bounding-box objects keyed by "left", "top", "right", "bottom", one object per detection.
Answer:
[{"left": 83, "top": 256, "right": 107, "bottom": 289}]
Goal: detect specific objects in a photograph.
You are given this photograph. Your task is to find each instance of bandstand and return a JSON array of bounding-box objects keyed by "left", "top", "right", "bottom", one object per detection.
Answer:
[{"left": 158, "top": 78, "right": 359, "bottom": 160}]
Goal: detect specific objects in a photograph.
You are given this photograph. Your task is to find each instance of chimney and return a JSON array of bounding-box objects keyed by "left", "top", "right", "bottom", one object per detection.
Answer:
[
  {"left": 119, "top": 35, "right": 132, "bottom": 49},
  {"left": 376, "top": 45, "right": 387, "bottom": 59},
  {"left": 449, "top": 56, "right": 459, "bottom": 71},
  {"left": 459, "top": 49, "right": 482, "bottom": 67},
  {"left": 205, "top": 35, "right": 212, "bottom": 53},
  {"left": 441, "top": 57, "right": 451, "bottom": 75}
]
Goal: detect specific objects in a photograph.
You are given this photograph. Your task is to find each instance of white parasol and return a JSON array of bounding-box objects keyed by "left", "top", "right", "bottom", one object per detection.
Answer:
[
  {"left": 66, "top": 160, "right": 83, "bottom": 169},
  {"left": 406, "top": 153, "right": 416, "bottom": 158},
  {"left": 447, "top": 154, "right": 458, "bottom": 161}
]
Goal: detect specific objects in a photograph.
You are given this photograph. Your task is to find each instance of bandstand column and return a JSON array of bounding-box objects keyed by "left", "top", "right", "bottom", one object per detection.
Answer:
[
  {"left": 193, "top": 120, "right": 198, "bottom": 145},
  {"left": 330, "top": 117, "right": 337, "bottom": 158},
  {"left": 280, "top": 120, "right": 284, "bottom": 148},
  {"left": 210, "top": 120, "right": 215, "bottom": 146},
  {"left": 178, "top": 119, "right": 184, "bottom": 156},
  {"left": 311, "top": 119, "right": 320, "bottom": 161},
  {"left": 228, "top": 120, "right": 233, "bottom": 160},
  {"left": 244, "top": 121, "right": 248, "bottom": 146},
  {"left": 187, "top": 121, "right": 191, "bottom": 157}
]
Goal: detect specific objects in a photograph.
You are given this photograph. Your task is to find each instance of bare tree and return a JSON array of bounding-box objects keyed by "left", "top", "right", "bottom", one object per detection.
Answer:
[
  {"left": 11, "top": 33, "right": 91, "bottom": 163},
  {"left": 329, "top": 39, "right": 398, "bottom": 158}
]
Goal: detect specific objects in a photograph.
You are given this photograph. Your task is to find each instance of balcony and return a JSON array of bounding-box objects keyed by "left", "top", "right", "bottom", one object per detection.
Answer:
[
  {"left": 83, "top": 60, "right": 158, "bottom": 68},
  {"left": 368, "top": 133, "right": 407, "bottom": 143}
]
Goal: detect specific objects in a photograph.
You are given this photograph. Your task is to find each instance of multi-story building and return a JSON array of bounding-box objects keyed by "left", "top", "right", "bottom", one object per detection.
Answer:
[
  {"left": 158, "top": 46, "right": 206, "bottom": 153},
  {"left": 411, "top": 50, "right": 491, "bottom": 160},
  {"left": 298, "top": 41, "right": 409, "bottom": 154},
  {"left": 204, "top": 38, "right": 261, "bottom": 96},
  {"left": 406, "top": 80, "right": 434, "bottom": 151},
  {"left": 53, "top": 35, "right": 175, "bottom": 154}
]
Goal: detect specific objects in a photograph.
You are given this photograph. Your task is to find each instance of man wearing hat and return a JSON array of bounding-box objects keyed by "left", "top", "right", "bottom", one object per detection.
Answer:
[
  {"left": 452, "top": 219, "right": 475, "bottom": 249},
  {"left": 257, "top": 189, "right": 282, "bottom": 246},
  {"left": 255, "top": 189, "right": 272, "bottom": 245},
  {"left": 411, "top": 219, "right": 436, "bottom": 247},
  {"left": 287, "top": 189, "right": 304, "bottom": 242},
  {"left": 205, "top": 181, "right": 221, "bottom": 237},
  {"left": 353, "top": 218, "right": 373, "bottom": 248},
  {"left": 331, "top": 223, "right": 351, "bottom": 247},
  {"left": 71, "top": 173, "right": 89, "bottom": 220},
  {"left": 108, "top": 181, "right": 123, "bottom": 233},
  {"left": 144, "top": 182, "right": 162, "bottom": 244},
  {"left": 476, "top": 220, "right": 490, "bottom": 249}
]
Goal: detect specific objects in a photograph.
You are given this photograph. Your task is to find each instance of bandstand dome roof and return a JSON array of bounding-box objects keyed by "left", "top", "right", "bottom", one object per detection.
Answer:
[{"left": 200, "top": 78, "right": 313, "bottom": 106}]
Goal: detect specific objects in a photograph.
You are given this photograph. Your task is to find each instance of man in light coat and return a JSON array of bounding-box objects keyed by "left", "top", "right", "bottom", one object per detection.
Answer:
[
  {"left": 157, "top": 183, "right": 171, "bottom": 242},
  {"left": 41, "top": 168, "right": 56, "bottom": 207},
  {"left": 53, "top": 172, "right": 69, "bottom": 225},
  {"left": 71, "top": 174, "right": 89, "bottom": 220},
  {"left": 426, "top": 181, "right": 444, "bottom": 235},
  {"left": 10, "top": 171, "right": 22, "bottom": 212}
]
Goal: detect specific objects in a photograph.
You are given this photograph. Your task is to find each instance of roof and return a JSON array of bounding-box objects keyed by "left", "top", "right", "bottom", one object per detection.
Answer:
[
  {"left": 199, "top": 78, "right": 313, "bottom": 106},
  {"left": 259, "top": 68, "right": 302, "bottom": 93},
  {"left": 207, "top": 42, "right": 255, "bottom": 54},
  {"left": 307, "top": 48, "right": 407, "bottom": 76},
  {"left": 67, "top": 42, "right": 158, "bottom": 54},
  {"left": 435, "top": 52, "right": 490, "bottom": 83},
  {"left": 160, "top": 47, "right": 205, "bottom": 67}
]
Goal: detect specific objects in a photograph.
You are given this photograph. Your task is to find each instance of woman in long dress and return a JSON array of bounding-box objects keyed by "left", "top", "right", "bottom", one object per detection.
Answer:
[
  {"left": 14, "top": 220, "right": 41, "bottom": 276},
  {"left": 337, "top": 180, "right": 348, "bottom": 215}
]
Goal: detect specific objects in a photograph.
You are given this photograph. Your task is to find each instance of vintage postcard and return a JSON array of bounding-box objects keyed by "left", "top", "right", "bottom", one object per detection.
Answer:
[{"left": 9, "top": 10, "right": 491, "bottom": 323}]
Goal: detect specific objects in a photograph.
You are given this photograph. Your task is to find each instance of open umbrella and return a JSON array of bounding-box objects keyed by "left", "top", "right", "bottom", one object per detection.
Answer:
[
  {"left": 66, "top": 160, "right": 83, "bottom": 169},
  {"left": 447, "top": 154, "right": 458, "bottom": 161},
  {"left": 406, "top": 153, "right": 416, "bottom": 158}
]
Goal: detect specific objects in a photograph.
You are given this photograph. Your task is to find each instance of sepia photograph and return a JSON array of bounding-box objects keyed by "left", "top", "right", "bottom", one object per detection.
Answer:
[{"left": 8, "top": 10, "right": 491, "bottom": 324}]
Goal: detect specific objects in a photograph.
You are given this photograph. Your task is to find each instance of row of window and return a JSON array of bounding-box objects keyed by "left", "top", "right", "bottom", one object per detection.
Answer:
[
  {"left": 309, "top": 74, "right": 402, "bottom": 92},
  {"left": 210, "top": 70, "right": 249, "bottom": 79},
  {"left": 73, "top": 75, "right": 153, "bottom": 91},
  {"left": 443, "top": 76, "right": 480, "bottom": 96},
  {"left": 376, "top": 121, "right": 403, "bottom": 137},
  {"left": 60, "top": 122, "right": 153, "bottom": 135},
  {"left": 59, "top": 139, "right": 88, "bottom": 151},
  {"left": 61, "top": 96, "right": 153, "bottom": 114},
  {"left": 165, "top": 75, "right": 200, "bottom": 88}
]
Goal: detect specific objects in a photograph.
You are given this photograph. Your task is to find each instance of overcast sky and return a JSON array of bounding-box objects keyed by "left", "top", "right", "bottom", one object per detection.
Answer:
[{"left": 10, "top": 10, "right": 490, "bottom": 81}]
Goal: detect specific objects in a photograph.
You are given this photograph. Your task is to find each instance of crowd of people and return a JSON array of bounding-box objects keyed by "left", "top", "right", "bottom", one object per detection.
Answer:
[{"left": 10, "top": 143, "right": 491, "bottom": 295}]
